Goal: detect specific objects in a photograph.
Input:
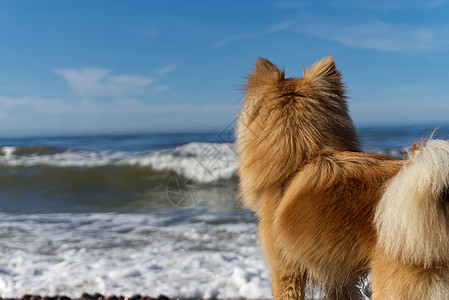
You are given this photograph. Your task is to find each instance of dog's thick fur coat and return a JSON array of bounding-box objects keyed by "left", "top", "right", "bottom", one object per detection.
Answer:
[{"left": 236, "top": 57, "right": 449, "bottom": 299}]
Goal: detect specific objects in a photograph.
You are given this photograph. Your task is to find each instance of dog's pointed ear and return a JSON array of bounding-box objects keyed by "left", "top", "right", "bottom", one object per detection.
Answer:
[
  {"left": 302, "top": 56, "right": 344, "bottom": 98},
  {"left": 245, "top": 58, "right": 284, "bottom": 91}
]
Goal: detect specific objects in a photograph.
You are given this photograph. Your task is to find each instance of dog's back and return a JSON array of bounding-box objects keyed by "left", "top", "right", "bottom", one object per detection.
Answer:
[{"left": 258, "top": 151, "right": 402, "bottom": 298}]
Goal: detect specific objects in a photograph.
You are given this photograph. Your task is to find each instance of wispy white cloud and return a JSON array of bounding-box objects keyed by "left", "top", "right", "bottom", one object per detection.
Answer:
[
  {"left": 0, "top": 95, "right": 239, "bottom": 132},
  {"left": 274, "top": 1, "right": 308, "bottom": 9},
  {"left": 154, "top": 85, "right": 170, "bottom": 92},
  {"left": 273, "top": 1, "right": 449, "bottom": 53},
  {"left": 0, "top": 95, "right": 239, "bottom": 116},
  {"left": 0, "top": 95, "right": 78, "bottom": 116},
  {"left": 206, "top": 21, "right": 293, "bottom": 50},
  {"left": 156, "top": 63, "right": 177, "bottom": 76},
  {"left": 207, "top": 33, "right": 254, "bottom": 50},
  {"left": 54, "top": 68, "right": 154, "bottom": 97},
  {"left": 261, "top": 22, "right": 293, "bottom": 34},
  {"left": 350, "top": 84, "right": 449, "bottom": 125},
  {"left": 142, "top": 29, "right": 159, "bottom": 38},
  {"left": 427, "top": 0, "right": 449, "bottom": 9},
  {"left": 351, "top": 100, "right": 449, "bottom": 126},
  {"left": 293, "top": 16, "right": 449, "bottom": 53},
  {"left": 321, "top": 0, "right": 449, "bottom": 11}
]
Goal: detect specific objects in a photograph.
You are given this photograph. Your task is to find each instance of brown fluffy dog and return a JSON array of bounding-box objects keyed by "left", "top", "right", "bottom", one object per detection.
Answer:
[{"left": 236, "top": 57, "right": 449, "bottom": 299}]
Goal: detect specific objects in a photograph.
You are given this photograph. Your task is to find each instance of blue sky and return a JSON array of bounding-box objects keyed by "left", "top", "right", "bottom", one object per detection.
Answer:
[{"left": 1, "top": 0, "right": 449, "bottom": 135}]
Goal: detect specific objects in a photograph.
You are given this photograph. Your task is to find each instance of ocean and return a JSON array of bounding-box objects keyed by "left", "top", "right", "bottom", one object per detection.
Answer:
[{"left": 0, "top": 125, "right": 447, "bottom": 299}]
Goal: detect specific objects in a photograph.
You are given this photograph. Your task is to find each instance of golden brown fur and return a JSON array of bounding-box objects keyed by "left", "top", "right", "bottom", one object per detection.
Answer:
[{"left": 236, "top": 57, "right": 449, "bottom": 299}]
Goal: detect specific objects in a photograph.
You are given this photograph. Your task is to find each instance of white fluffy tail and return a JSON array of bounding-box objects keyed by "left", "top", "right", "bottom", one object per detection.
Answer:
[{"left": 375, "top": 139, "right": 449, "bottom": 267}]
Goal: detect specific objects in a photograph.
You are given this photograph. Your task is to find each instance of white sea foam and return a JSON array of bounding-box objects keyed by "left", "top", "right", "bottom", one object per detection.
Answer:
[
  {"left": 128, "top": 143, "right": 238, "bottom": 183},
  {"left": 0, "top": 212, "right": 271, "bottom": 299},
  {"left": 0, "top": 143, "right": 239, "bottom": 183},
  {"left": 0, "top": 146, "right": 16, "bottom": 157},
  {"left": 0, "top": 143, "right": 405, "bottom": 185}
]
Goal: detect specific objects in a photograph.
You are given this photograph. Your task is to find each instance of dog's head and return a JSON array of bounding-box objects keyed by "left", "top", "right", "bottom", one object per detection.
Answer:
[
  {"left": 237, "top": 57, "right": 360, "bottom": 159},
  {"left": 235, "top": 57, "right": 360, "bottom": 211},
  {"left": 244, "top": 56, "right": 345, "bottom": 110}
]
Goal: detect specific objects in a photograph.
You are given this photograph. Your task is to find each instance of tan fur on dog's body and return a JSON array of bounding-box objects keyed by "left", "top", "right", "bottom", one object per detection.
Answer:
[{"left": 236, "top": 57, "right": 449, "bottom": 299}]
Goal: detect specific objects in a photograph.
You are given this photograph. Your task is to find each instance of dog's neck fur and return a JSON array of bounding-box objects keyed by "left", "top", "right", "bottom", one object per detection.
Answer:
[{"left": 236, "top": 57, "right": 360, "bottom": 213}]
